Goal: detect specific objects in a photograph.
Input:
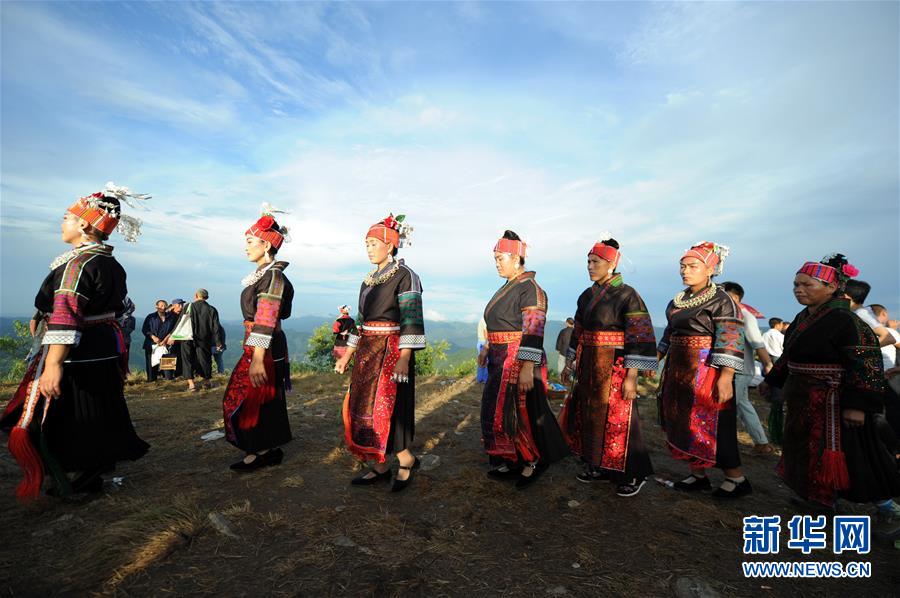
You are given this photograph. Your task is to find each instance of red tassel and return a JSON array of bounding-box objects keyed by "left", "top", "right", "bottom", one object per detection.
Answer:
[
  {"left": 696, "top": 365, "right": 719, "bottom": 408},
  {"left": 8, "top": 427, "right": 44, "bottom": 501},
  {"left": 817, "top": 449, "right": 850, "bottom": 491}
]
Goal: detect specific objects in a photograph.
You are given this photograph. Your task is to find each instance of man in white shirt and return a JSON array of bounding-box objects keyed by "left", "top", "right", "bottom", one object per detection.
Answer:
[
  {"left": 762, "top": 317, "right": 787, "bottom": 361},
  {"left": 845, "top": 280, "right": 893, "bottom": 347},
  {"left": 723, "top": 282, "right": 775, "bottom": 455}
]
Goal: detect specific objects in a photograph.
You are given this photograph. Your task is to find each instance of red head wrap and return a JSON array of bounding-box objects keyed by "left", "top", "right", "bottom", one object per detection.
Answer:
[
  {"left": 67, "top": 193, "right": 120, "bottom": 235},
  {"left": 246, "top": 215, "right": 285, "bottom": 250},
  {"left": 366, "top": 214, "right": 402, "bottom": 248},
  {"left": 493, "top": 238, "right": 527, "bottom": 258},
  {"left": 589, "top": 242, "right": 620, "bottom": 269},
  {"left": 797, "top": 260, "right": 859, "bottom": 285},
  {"left": 681, "top": 241, "right": 719, "bottom": 268}
]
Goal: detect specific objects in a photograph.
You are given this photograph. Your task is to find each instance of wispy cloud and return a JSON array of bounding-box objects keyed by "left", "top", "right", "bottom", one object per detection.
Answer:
[{"left": 2, "top": 1, "right": 897, "bottom": 325}]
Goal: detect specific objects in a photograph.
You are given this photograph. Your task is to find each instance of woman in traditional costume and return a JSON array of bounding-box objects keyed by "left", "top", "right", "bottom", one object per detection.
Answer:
[
  {"left": 335, "top": 214, "right": 424, "bottom": 492},
  {"left": 657, "top": 241, "right": 751, "bottom": 498},
  {"left": 223, "top": 205, "right": 294, "bottom": 472},
  {"left": 559, "top": 237, "right": 658, "bottom": 497},
  {"left": 1, "top": 183, "right": 150, "bottom": 499},
  {"left": 478, "top": 231, "right": 568, "bottom": 488},
  {"left": 332, "top": 305, "right": 357, "bottom": 363},
  {"left": 762, "top": 254, "right": 900, "bottom": 518}
]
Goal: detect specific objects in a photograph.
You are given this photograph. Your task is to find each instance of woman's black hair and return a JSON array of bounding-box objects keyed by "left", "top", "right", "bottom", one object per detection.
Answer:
[
  {"left": 502, "top": 230, "right": 525, "bottom": 266},
  {"left": 821, "top": 253, "right": 848, "bottom": 296},
  {"left": 391, "top": 246, "right": 399, "bottom": 257},
  {"left": 264, "top": 219, "right": 284, "bottom": 256},
  {"left": 602, "top": 237, "right": 619, "bottom": 250}
]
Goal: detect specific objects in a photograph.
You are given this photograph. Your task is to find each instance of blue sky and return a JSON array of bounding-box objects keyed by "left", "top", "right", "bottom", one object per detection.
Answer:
[{"left": 2, "top": 1, "right": 898, "bottom": 327}]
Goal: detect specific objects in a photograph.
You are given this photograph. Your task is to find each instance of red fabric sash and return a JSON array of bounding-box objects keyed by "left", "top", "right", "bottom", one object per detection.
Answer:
[
  {"left": 485, "top": 336, "right": 541, "bottom": 463},
  {"left": 663, "top": 337, "right": 722, "bottom": 468},
  {"left": 223, "top": 330, "right": 277, "bottom": 445},
  {"left": 342, "top": 330, "right": 400, "bottom": 463}
]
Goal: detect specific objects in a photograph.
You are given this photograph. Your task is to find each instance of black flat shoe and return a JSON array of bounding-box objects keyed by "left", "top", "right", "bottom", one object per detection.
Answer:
[
  {"left": 712, "top": 478, "right": 753, "bottom": 499},
  {"left": 673, "top": 474, "right": 712, "bottom": 492},
  {"left": 269, "top": 447, "right": 284, "bottom": 465},
  {"left": 391, "top": 457, "right": 420, "bottom": 493},
  {"left": 487, "top": 465, "right": 524, "bottom": 479},
  {"left": 351, "top": 468, "right": 392, "bottom": 486},
  {"left": 515, "top": 462, "right": 548, "bottom": 489},
  {"left": 230, "top": 451, "right": 277, "bottom": 472}
]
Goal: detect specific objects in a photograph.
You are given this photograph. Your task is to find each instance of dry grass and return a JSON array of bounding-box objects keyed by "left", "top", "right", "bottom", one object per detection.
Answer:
[{"left": 0, "top": 373, "right": 897, "bottom": 597}]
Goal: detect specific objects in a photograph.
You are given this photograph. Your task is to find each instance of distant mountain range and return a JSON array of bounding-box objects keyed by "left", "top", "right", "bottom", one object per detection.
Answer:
[{"left": 0, "top": 316, "right": 667, "bottom": 374}]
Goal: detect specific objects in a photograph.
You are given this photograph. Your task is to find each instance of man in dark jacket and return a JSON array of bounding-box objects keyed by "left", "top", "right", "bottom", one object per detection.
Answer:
[
  {"left": 181, "top": 288, "right": 222, "bottom": 391},
  {"left": 142, "top": 299, "right": 176, "bottom": 381}
]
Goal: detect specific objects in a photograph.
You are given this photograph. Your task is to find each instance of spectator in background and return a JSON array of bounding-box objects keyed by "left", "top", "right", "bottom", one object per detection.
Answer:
[
  {"left": 164, "top": 298, "right": 186, "bottom": 378},
  {"left": 722, "top": 282, "right": 775, "bottom": 455},
  {"left": 871, "top": 304, "right": 900, "bottom": 443},
  {"left": 142, "top": 299, "right": 176, "bottom": 381},
  {"left": 555, "top": 318, "right": 575, "bottom": 380},
  {"left": 120, "top": 297, "right": 136, "bottom": 349},
  {"left": 476, "top": 317, "right": 488, "bottom": 383},
  {"left": 844, "top": 280, "right": 893, "bottom": 347},
  {"left": 212, "top": 321, "right": 227, "bottom": 375},
  {"left": 762, "top": 318, "right": 787, "bottom": 361},
  {"left": 183, "top": 288, "right": 223, "bottom": 392},
  {"left": 761, "top": 317, "right": 788, "bottom": 445}
]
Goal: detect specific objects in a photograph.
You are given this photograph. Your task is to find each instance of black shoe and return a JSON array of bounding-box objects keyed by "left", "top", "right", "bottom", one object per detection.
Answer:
[
  {"left": 515, "top": 462, "right": 548, "bottom": 489},
  {"left": 230, "top": 451, "right": 278, "bottom": 472},
  {"left": 269, "top": 447, "right": 284, "bottom": 465},
  {"left": 391, "top": 457, "right": 421, "bottom": 493},
  {"left": 616, "top": 478, "right": 646, "bottom": 497},
  {"left": 351, "top": 468, "right": 392, "bottom": 486},
  {"left": 576, "top": 468, "right": 609, "bottom": 483},
  {"left": 487, "top": 465, "right": 524, "bottom": 479},
  {"left": 712, "top": 478, "right": 753, "bottom": 499},
  {"left": 673, "top": 474, "right": 712, "bottom": 492}
]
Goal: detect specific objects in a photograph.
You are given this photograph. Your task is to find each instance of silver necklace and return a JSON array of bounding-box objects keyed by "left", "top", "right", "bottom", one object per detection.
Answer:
[{"left": 673, "top": 283, "right": 717, "bottom": 309}]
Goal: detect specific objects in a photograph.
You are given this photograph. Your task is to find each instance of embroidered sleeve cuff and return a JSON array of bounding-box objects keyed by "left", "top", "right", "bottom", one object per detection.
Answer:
[
  {"left": 657, "top": 341, "right": 669, "bottom": 355},
  {"left": 566, "top": 347, "right": 577, "bottom": 361},
  {"left": 624, "top": 354, "right": 658, "bottom": 371},
  {"left": 709, "top": 353, "right": 744, "bottom": 371},
  {"left": 516, "top": 346, "right": 543, "bottom": 363},
  {"left": 347, "top": 333, "right": 360, "bottom": 348},
  {"left": 245, "top": 332, "right": 272, "bottom": 349},
  {"left": 43, "top": 330, "right": 81, "bottom": 346},
  {"left": 399, "top": 334, "right": 426, "bottom": 350}
]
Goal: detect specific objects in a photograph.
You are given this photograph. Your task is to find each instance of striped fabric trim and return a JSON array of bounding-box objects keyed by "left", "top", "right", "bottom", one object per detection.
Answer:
[
  {"left": 43, "top": 330, "right": 81, "bottom": 346},
  {"left": 517, "top": 345, "right": 543, "bottom": 363},
  {"left": 245, "top": 332, "right": 271, "bottom": 349},
  {"left": 399, "top": 334, "right": 426, "bottom": 350},
  {"left": 710, "top": 353, "right": 744, "bottom": 371},
  {"left": 797, "top": 262, "right": 838, "bottom": 284},
  {"left": 624, "top": 354, "right": 658, "bottom": 371},
  {"left": 347, "top": 333, "right": 360, "bottom": 348}
]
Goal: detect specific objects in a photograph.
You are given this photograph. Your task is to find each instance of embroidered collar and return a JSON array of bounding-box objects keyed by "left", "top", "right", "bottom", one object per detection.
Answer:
[
  {"left": 241, "top": 261, "right": 288, "bottom": 288},
  {"left": 364, "top": 258, "right": 404, "bottom": 287},
  {"left": 48, "top": 242, "right": 111, "bottom": 270},
  {"left": 594, "top": 273, "right": 623, "bottom": 290},
  {"left": 673, "top": 283, "right": 717, "bottom": 310}
]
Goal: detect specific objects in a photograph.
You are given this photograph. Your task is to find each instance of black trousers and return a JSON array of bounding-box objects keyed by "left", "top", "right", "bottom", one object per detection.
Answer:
[
  {"left": 144, "top": 348, "right": 173, "bottom": 381},
  {"left": 181, "top": 341, "right": 212, "bottom": 380}
]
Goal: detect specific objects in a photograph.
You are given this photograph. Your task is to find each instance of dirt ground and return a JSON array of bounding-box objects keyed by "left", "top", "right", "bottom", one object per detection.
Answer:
[{"left": 0, "top": 373, "right": 897, "bottom": 597}]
